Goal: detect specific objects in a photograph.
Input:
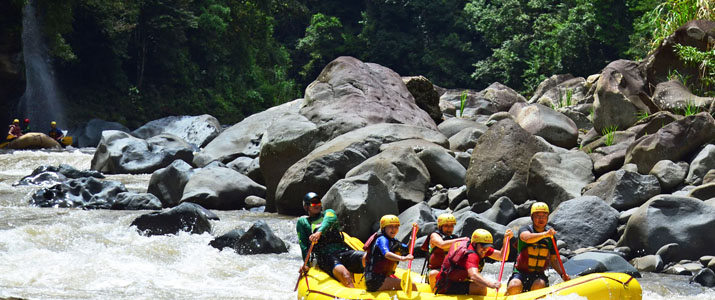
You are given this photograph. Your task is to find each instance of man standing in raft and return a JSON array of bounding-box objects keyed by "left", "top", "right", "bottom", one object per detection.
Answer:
[
  {"left": 434, "top": 228, "right": 512, "bottom": 295},
  {"left": 296, "top": 192, "right": 365, "bottom": 288},
  {"left": 506, "top": 202, "right": 570, "bottom": 295},
  {"left": 422, "top": 213, "right": 466, "bottom": 290}
]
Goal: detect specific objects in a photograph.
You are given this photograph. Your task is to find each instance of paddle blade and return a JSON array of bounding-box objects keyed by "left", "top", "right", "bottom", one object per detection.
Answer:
[
  {"left": 61, "top": 136, "right": 72, "bottom": 146},
  {"left": 402, "top": 270, "right": 413, "bottom": 297}
]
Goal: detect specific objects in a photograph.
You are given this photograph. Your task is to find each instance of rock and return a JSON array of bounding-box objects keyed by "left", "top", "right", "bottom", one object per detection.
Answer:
[
  {"left": 686, "top": 144, "right": 715, "bottom": 186},
  {"left": 13, "top": 164, "right": 102, "bottom": 186},
  {"left": 663, "top": 264, "right": 692, "bottom": 275},
  {"left": 630, "top": 255, "right": 664, "bottom": 272},
  {"left": 322, "top": 173, "right": 398, "bottom": 240},
  {"left": 30, "top": 177, "right": 127, "bottom": 209},
  {"left": 302, "top": 56, "right": 437, "bottom": 140},
  {"left": 583, "top": 169, "right": 661, "bottom": 211},
  {"left": 564, "top": 252, "right": 640, "bottom": 277},
  {"left": 454, "top": 152, "right": 471, "bottom": 169},
  {"left": 704, "top": 169, "right": 715, "bottom": 184},
  {"left": 226, "top": 157, "right": 254, "bottom": 175},
  {"left": 111, "top": 192, "right": 162, "bottom": 210},
  {"left": 233, "top": 220, "right": 289, "bottom": 255},
  {"left": 529, "top": 74, "right": 576, "bottom": 103},
  {"left": 67, "top": 119, "right": 131, "bottom": 148},
  {"left": 447, "top": 186, "right": 467, "bottom": 209},
  {"left": 631, "top": 111, "right": 680, "bottom": 140},
  {"left": 590, "top": 141, "right": 633, "bottom": 176},
  {"left": 506, "top": 216, "right": 532, "bottom": 235},
  {"left": 466, "top": 119, "right": 552, "bottom": 205},
  {"left": 193, "top": 99, "right": 302, "bottom": 167},
  {"left": 691, "top": 268, "right": 715, "bottom": 287},
  {"left": 532, "top": 76, "right": 591, "bottom": 108},
  {"left": 625, "top": 112, "right": 715, "bottom": 174},
  {"left": 181, "top": 166, "right": 266, "bottom": 210},
  {"left": 209, "top": 228, "right": 246, "bottom": 250},
  {"left": 515, "top": 104, "right": 579, "bottom": 149},
  {"left": 592, "top": 60, "right": 657, "bottom": 134},
  {"left": 441, "top": 89, "right": 497, "bottom": 118},
  {"left": 551, "top": 196, "right": 619, "bottom": 249},
  {"left": 402, "top": 76, "right": 442, "bottom": 124},
  {"left": 527, "top": 151, "right": 594, "bottom": 209},
  {"left": 479, "top": 196, "right": 518, "bottom": 225},
  {"left": 453, "top": 210, "right": 509, "bottom": 249},
  {"left": 655, "top": 243, "right": 680, "bottom": 266},
  {"left": 649, "top": 160, "right": 688, "bottom": 192},
  {"left": 438, "top": 118, "right": 483, "bottom": 138},
  {"left": 131, "top": 115, "right": 221, "bottom": 148},
  {"left": 130, "top": 202, "right": 213, "bottom": 236},
  {"left": 244, "top": 196, "right": 266, "bottom": 209},
  {"left": 618, "top": 207, "right": 638, "bottom": 224},
  {"left": 558, "top": 105, "right": 593, "bottom": 131},
  {"left": 439, "top": 99, "right": 456, "bottom": 117},
  {"left": 618, "top": 195, "right": 715, "bottom": 261},
  {"left": 699, "top": 256, "right": 714, "bottom": 266},
  {"left": 275, "top": 123, "right": 447, "bottom": 215},
  {"left": 688, "top": 183, "right": 715, "bottom": 200},
  {"left": 480, "top": 82, "right": 527, "bottom": 112},
  {"left": 91, "top": 131, "right": 194, "bottom": 174},
  {"left": 449, "top": 126, "right": 488, "bottom": 152},
  {"left": 652, "top": 80, "right": 713, "bottom": 114},
  {"left": 147, "top": 160, "right": 195, "bottom": 208},
  {"left": 395, "top": 202, "right": 437, "bottom": 243},
  {"left": 488, "top": 112, "right": 516, "bottom": 127},
  {"left": 427, "top": 191, "right": 448, "bottom": 209},
  {"left": 417, "top": 147, "right": 466, "bottom": 188}
]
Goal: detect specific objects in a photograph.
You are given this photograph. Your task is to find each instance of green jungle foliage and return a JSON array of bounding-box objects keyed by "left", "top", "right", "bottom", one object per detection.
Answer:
[{"left": 17, "top": 0, "right": 712, "bottom": 127}]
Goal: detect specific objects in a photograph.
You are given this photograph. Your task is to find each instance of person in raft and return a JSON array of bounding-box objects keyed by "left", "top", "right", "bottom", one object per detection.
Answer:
[
  {"left": 433, "top": 228, "right": 513, "bottom": 295},
  {"left": 363, "top": 214, "right": 416, "bottom": 292},
  {"left": 296, "top": 192, "right": 365, "bottom": 288},
  {"left": 421, "top": 213, "right": 468, "bottom": 290},
  {"left": 506, "top": 202, "right": 570, "bottom": 295},
  {"left": 7, "top": 119, "right": 22, "bottom": 140}
]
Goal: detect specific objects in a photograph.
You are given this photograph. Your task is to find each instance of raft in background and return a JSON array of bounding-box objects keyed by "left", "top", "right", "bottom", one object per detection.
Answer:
[{"left": 0, "top": 132, "right": 69, "bottom": 149}]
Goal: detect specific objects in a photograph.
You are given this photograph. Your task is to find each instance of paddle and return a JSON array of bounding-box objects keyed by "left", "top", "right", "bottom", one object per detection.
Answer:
[
  {"left": 294, "top": 241, "right": 317, "bottom": 292},
  {"left": 401, "top": 223, "right": 418, "bottom": 297},
  {"left": 495, "top": 235, "right": 510, "bottom": 300},
  {"left": 551, "top": 236, "right": 567, "bottom": 282}
]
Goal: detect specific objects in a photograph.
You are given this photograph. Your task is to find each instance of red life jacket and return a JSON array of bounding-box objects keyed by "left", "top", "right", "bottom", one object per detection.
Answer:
[
  {"left": 422, "top": 230, "right": 459, "bottom": 269},
  {"left": 364, "top": 231, "right": 405, "bottom": 276}
]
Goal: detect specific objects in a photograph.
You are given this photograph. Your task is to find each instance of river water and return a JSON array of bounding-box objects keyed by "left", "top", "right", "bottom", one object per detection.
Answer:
[{"left": 0, "top": 149, "right": 713, "bottom": 300}]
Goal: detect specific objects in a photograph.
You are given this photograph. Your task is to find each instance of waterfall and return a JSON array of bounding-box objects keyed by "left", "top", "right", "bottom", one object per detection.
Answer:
[{"left": 17, "top": 0, "right": 66, "bottom": 134}]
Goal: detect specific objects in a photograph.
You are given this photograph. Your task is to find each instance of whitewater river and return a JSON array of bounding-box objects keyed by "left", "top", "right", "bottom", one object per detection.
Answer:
[{"left": 0, "top": 149, "right": 713, "bottom": 300}]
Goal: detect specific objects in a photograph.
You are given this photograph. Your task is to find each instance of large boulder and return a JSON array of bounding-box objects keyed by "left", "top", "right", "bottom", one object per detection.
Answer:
[
  {"left": 532, "top": 76, "right": 592, "bottom": 108},
  {"left": 527, "top": 151, "right": 594, "bottom": 209},
  {"left": 395, "top": 202, "right": 437, "bottom": 243},
  {"left": 630, "top": 111, "right": 680, "bottom": 140},
  {"left": 618, "top": 195, "right": 715, "bottom": 261},
  {"left": 147, "top": 160, "right": 195, "bottom": 208},
  {"left": 441, "top": 89, "right": 497, "bottom": 118},
  {"left": 275, "top": 123, "right": 447, "bottom": 215},
  {"left": 402, "top": 76, "right": 442, "bottom": 124},
  {"left": 322, "top": 172, "right": 398, "bottom": 241},
  {"left": 649, "top": 160, "right": 689, "bottom": 192},
  {"left": 131, "top": 115, "right": 221, "bottom": 148},
  {"left": 91, "top": 131, "right": 194, "bottom": 174},
  {"left": 592, "top": 60, "right": 657, "bottom": 134},
  {"left": 30, "top": 177, "right": 127, "bottom": 209},
  {"left": 437, "top": 118, "right": 483, "bottom": 138},
  {"left": 479, "top": 196, "right": 518, "bottom": 225},
  {"left": 563, "top": 252, "right": 640, "bottom": 277},
  {"left": 529, "top": 74, "right": 576, "bottom": 103},
  {"left": 14, "top": 164, "right": 103, "bottom": 186},
  {"left": 685, "top": 144, "right": 715, "bottom": 186},
  {"left": 453, "top": 210, "right": 509, "bottom": 249},
  {"left": 479, "top": 82, "right": 527, "bottom": 112},
  {"left": 449, "top": 126, "right": 488, "bottom": 152},
  {"left": 180, "top": 166, "right": 266, "bottom": 210},
  {"left": 130, "top": 202, "right": 213, "bottom": 236},
  {"left": 514, "top": 104, "right": 578, "bottom": 149},
  {"left": 345, "top": 147, "right": 430, "bottom": 211},
  {"left": 233, "top": 220, "right": 289, "bottom": 255},
  {"left": 625, "top": 112, "right": 715, "bottom": 174},
  {"left": 466, "top": 119, "right": 552, "bottom": 205},
  {"left": 652, "top": 80, "right": 714, "bottom": 114},
  {"left": 583, "top": 169, "right": 661, "bottom": 211},
  {"left": 550, "top": 196, "right": 620, "bottom": 250},
  {"left": 301, "top": 56, "right": 437, "bottom": 140},
  {"left": 193, "top": 99, "right": 302, "bottom": 167},
  {"left": 417, "top": 147, "right": 466, "bottom": 188},
  {"left": 111, "top": 192, "right": 162, "bottom": 210},
  {"left": 68, "top": 119, "right": 130, "bottom": 148},
  {"left": 688, "top": 183, "right": 715, "bottom": 200}
]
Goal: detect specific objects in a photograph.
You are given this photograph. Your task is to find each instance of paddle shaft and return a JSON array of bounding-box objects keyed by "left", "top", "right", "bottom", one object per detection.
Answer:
[
  {"left": 294, "top": 241, "right": 316, "bottom": 292},
  {"left": 551, "top": 236, "right": 567, "bottom": 279},
  {"left": 495, "top": 235, "right": 510, "bottom": 300},
  {"left": 403, "top": 223, "right": 419, "bottom": 296}
]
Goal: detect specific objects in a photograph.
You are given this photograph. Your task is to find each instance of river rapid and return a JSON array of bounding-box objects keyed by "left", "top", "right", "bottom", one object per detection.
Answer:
[{"left": 0, "top": 149, "right": 713, "bottom": 300}]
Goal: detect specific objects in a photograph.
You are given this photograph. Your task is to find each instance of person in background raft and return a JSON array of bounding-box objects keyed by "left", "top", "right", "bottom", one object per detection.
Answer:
[
  {"left": 7, "top": 119, "right": 22, "bottom": 140},
  {"left": 434, "top": 228, "right": 513, "bottom": 295},
  {"left": 48, "top": 121, "right": 65, "bottom": 143},
  {"left": 363, "top": 214, "right": 416, "bottom": 292},
  {"left": 506, "top": 202, "right": 570, "bottom": 295},
  {"left": 22, "top": 118, "right": 31, "bottom": 133},
  {"left": 296, "top": 192, "right": 364, "bottom": 288},
  {"left": 422, "top": 213, "right": 467, "bottom": 291}
]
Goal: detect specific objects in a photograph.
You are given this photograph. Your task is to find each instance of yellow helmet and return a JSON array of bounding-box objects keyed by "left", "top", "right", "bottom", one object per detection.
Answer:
[
  {"left": 13, "top": 119, "right": 19, "bottom": 123},
  {"left": 471, "top": 229, "right": 494, "bottom": 245},
  {"left": 531, "top": 202, "right": 550, "bottom": 215},
  {"left": 380, "top": 214, "right": 400, "bottom": 230},
  {"left": 437, "top": 213, "right": 456, "bottom": 228},
  {"left": 51, "top": 121, "right": 57, "bottom": 125}
]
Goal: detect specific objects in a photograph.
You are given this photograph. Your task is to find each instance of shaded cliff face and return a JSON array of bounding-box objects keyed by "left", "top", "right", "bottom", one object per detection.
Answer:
[{"left": 0, "top": 0, "right": 25, "bottom": 124}]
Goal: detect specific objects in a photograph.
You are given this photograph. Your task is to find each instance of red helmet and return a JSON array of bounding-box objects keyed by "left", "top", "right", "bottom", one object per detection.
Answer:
[{"left": 24, "top": 118, "right": 29, "bottom": 123}]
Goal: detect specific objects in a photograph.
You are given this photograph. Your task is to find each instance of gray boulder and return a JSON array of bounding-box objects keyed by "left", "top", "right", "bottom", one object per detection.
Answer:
[
  {"left": 479, "top": 196, "right": 518, "bottom": 225},
  {"left": 181, "top": 166, "right": 266, "bottom": 210},
  {"left": 322, "top": 173, "right": 398, "bottom": 240},
  {"left": 563, "top": 252, "right": 640, "bottom": 277},
  {"left": 551, "top": 196, "right": 619, "bottom": 249},
  {"left": 91, "top": 131, "right": 194, "bottom": 174},
  {"left": 395, "top": 202, "right": 437, "bottom": 243},
  {"left": 655, "top": 243, "right": 681, "bottom": 266},
  {"left": 480, "top": 82, "right": 527, "bottom": 112},
  {"left": 649, "top": 160, "right": 688, "bottom": 192},
  {"left": 652, "top": 80, "right": 714, "bottom": 114},
  {"left": 453, "top": 211, "right": 509, "bottom": 249},
  {"left": 527, "top": 151, "right": 594, "bottom": 209},
  {"left": 130, "top": 202, "right": 213, "bottom": 236},
  {"left": 515, "top": 104, "right": 579, "bottom": 149},
  {"left": 301, "top": 56, "right": 437, "bottom": 140},
  {"left": 691, "top": 268, "right": 715, "bottom": 287},
  {"left": 234, "top": 220, "right": 289, "bottom": 255},
  {"left": 68, "top": 119, "right": 130, "bottom": 148},
  {"left": 416, "top": 147, "right": 466, "bottom": 188},
  {"left": 30, "top": 177, "right": 128, "bottom": 209},
  {"left": 583, "top": 169, "right": 661, "bottom": 211},
  {"left": 131, "top": 115, "right": 221, "bottom": 149},
  {"left": 441, "top": 89, "right": 498, "bottom": 117},
  {"left": 631, "top": 255, "right": 664, "bottom": 272},
  {"left": 275, "top": 123, "right": 447, "bottom": 215},
  {"left": 147, "top": 160, "right": 195, "bottom": 208},
  {"left": 529, "top": 74, "right": 576, "bottom": 103},
  {"left": 625, "top": 112, "right": 715, "bottom": 174},
  {"left": 704, "top": 169, "right": 715, "bottom": 185},
  {"left": 438, "top": 118, "right": 483, "bottom": 138},
  {"left": 618, "top": 195, "right": 715, "bottom": 261},
  {"left": 111, "top": 192, "right": 162, "bottom": 210},
  {"left": 466, "top": 119, "right": 552, "bottom": 205},
  {"left": 209, "top": 228, "right": 246, "bottom": 251},
  {"left": 688, "top": 183, "right": 715, "bottom": 200},
  {"left": 402, "top": 76, "right": 442, "bottom": 124},
  {"left": 686, "top": 144, "right": 715, "bottom": 186},
  {"left": 631, "top": 111, "right": 680, "bottom": 139},
  {"left": 449, "top": 126, "right": 488, "bottom": 152}
]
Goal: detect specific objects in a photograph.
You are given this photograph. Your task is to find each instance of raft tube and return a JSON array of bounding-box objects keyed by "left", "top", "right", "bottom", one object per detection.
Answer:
[{"left": 5, "top": 132, "right": 62, "bottom": 149}]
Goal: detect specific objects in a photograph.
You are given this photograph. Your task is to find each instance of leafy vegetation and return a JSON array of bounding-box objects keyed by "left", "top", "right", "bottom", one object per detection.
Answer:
[
  {"left": 602, "top": 125, "right": 619, "bottom": 146},
  {"left": 459, "top": 91, "right": 468, "bottom": 117}
]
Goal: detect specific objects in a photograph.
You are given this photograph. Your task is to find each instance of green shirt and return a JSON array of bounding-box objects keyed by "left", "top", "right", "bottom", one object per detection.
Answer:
[{"left": 296, "top": 209, "right": 346, "bottom": 259}]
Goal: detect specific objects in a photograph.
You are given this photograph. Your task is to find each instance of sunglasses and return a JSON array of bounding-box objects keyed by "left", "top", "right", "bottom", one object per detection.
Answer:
[{"left": 309, "top": 202, "right": 322, "bottom": 207}]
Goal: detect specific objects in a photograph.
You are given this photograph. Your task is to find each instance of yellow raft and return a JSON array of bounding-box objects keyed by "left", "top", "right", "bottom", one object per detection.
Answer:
[
  {"left": 297, "top": 234, "right": 641, "bottom": 300},
  {"left": 1, "top": 132, "right": 71, "bottom": 149}
]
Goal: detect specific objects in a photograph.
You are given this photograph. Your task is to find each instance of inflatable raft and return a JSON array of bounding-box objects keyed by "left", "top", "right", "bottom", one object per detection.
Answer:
[
  {"left": 297, "top": 234, "right": 641, "bottom": 300},
  {"left": 1, "top": 132, "right": 62, "bottom": 149}
]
